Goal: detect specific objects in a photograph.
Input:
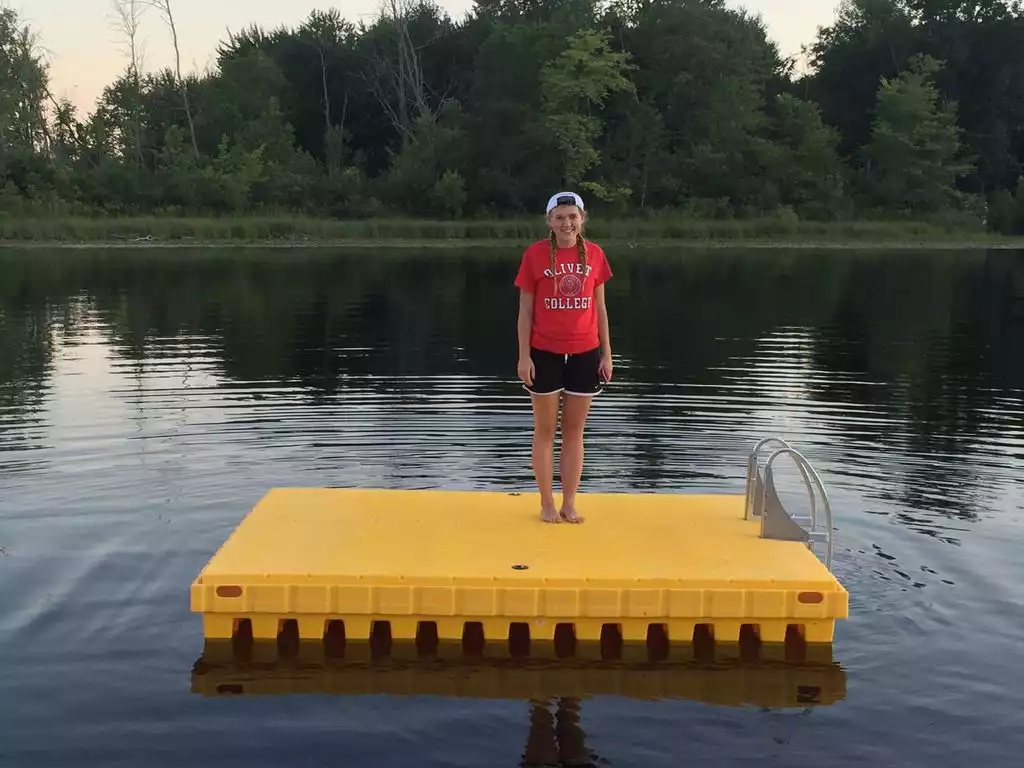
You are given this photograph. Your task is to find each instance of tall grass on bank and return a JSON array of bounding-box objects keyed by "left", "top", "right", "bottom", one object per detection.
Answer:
[{"left": 0, "top": 210, "right": 1007, "bottom": 245}]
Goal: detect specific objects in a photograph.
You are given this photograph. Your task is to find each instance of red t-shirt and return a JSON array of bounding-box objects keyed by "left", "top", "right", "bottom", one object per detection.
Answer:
[{"left": 514, "top": 239, "right": 612, "bottom": 354}]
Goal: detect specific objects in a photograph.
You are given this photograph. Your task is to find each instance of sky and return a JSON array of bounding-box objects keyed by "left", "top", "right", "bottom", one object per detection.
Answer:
[{"left": 11, "top": 0, "right": 842, "bottom": 115}]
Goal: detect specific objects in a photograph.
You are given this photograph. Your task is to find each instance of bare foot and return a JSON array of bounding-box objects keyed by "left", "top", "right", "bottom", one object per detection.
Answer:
[
  {"left": 559, "top": 504, "right": 585, "bottom": 524},
  {"left": 541, "top": 504, "right": 561, "bottom": 523}
]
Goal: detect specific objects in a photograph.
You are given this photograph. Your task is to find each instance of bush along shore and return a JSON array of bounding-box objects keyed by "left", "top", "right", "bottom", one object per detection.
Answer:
[{"left": 1, "top": 213, "right": 1023, "bottom": 249}]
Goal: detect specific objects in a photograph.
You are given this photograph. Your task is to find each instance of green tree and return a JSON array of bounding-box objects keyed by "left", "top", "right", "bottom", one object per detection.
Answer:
[
  {"left": 806, "top": 0, "right": 1024, "bottom": 198},
  {"left": 462, "top": 19, "right": 552, "bottom": 210},
  {"left": 539, "top": 28, "right": 634, "bottom": 188},
  {"left": 381, "top": 101, "right": 467, "bottom": 215},
  {"left": 0, "top": 8, "right": 50, "bottom": 158},
  {"left": 863, "top": 54, "right": 973, "bottom": 213},
  {"left": 805, "top": 0, "right": 918, "bottom": 154},
  {"left": 906, "top": 0, "right": 1016, "bottom": 22},
  {"left": 92, "top": 73, "right": 149, "bottom": 165},
  {"left": 613, "top": 0, "right": 788, "bottom": 211},
  {"left": 758, "top": 94, "right": 848, "bottom": 219},
  {"left": 148, "top": 0, "right": 199, "bottom": 160},
  {"left": 202, "top": 137, "right": 265, "bottom": 212}
]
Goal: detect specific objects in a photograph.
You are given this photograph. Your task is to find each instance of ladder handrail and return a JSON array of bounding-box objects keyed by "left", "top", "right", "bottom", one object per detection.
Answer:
[
  {"left": 745, "top": 437, "right": 791, "bottom": 518},
  {"left": 745, "top": 436, "right": 816, "bottom": 524},
  {"left": 763, "top": 446, "right": 834, "bottom": 570}
]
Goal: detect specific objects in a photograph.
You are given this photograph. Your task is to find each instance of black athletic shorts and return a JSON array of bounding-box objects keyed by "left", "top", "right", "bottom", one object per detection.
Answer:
[{"left": 525, "top": 346, "right": 603, "bottom": 396}]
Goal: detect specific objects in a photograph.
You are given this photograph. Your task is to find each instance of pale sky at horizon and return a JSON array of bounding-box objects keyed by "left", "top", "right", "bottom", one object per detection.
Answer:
[{"left": 12, "top": 0, "right": 842, "bottom": 115}]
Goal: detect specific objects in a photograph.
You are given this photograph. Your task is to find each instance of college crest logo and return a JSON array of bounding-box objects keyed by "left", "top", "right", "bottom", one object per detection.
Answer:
[{"left": 559, "top": 274, "right": 582, "bottom": 297}]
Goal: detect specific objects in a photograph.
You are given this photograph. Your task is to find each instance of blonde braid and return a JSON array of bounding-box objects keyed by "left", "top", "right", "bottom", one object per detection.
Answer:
[
  {"left": 549, "top": 230, "right": 558, "bottom": 293},
  {"left": 548, "top": 226, "right": 587, "bottom": 295}
]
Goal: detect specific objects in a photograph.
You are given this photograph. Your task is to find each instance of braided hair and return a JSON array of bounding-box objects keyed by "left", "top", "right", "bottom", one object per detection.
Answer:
[{"left": 547, "top": 228, "right": 588, "bottom": 294}]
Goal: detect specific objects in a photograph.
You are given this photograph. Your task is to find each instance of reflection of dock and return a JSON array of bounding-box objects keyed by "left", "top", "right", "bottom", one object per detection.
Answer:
[{"left": 191, "top": 635, "right": 846, "bottom": 708}]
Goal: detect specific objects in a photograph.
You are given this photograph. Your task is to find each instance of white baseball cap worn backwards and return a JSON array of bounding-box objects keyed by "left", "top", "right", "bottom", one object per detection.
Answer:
[{"left": 546, "top": 191, "right": 585, "bottom": 214}]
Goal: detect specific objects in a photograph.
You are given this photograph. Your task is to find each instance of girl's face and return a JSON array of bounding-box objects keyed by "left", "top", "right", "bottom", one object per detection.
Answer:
[{"left": 548, "top": 204, "right": 584, "bottom": 241}]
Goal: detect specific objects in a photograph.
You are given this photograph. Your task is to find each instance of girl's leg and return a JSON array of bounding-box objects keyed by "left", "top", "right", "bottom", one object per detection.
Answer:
[
  {"left": 531, "top": 392, "right": 561, "bottom": 522},
  {"left": 559, "top": 394, "right": 593, "bottom": 523},
  {"left": 522, "top": 699, "right": 558, "bottom": 766},
  {"left": 555, "top": 697, "right": 593, "bottom": 766}
]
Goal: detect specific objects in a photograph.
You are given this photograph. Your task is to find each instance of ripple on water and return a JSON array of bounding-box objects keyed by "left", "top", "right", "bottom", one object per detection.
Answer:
[{"left": 2, "top": 249, "right": 1024, "bottom": 766}]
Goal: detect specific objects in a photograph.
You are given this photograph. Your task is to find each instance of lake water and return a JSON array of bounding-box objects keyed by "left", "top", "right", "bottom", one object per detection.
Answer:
[{"left": 1, "top": 245, "right": 1023, "bottom": 767}]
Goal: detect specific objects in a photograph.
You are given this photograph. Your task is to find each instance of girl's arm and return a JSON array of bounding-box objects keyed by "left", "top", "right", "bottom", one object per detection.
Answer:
[
  {"left": 596, "top": 284, "right": 611, "bottom": 357},
  {"left": 517, "top": 290, "right": 535, "bottom": 385},
  {"left": 596, "top": 284, "right": 613, "bottom": 381},
  {"left": 518, "top": 290, "right": 533, "bottom": 361}
]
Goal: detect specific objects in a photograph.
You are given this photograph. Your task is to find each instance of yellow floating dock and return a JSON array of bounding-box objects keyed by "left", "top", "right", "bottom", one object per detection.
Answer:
[{"left": 191, "top": 442, "right": 848, "bottom": 650}]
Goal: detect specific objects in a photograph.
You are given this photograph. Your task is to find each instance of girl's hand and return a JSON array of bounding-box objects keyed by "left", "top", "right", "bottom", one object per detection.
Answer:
[
  {"left": 598, "top": 354, "right": 613, "bottom": 383},
  {"left": 518, "top": 356, "right": 535, "bottom": 387}
]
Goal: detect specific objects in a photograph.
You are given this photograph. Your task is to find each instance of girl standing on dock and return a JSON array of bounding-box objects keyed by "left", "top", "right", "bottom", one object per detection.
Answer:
[{"left": 514, "top": 191, "right": 613, "bottom": 524}]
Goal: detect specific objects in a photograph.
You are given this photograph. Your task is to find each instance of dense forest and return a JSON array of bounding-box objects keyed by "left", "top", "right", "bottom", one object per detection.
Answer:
[{"left": 2, "top": 0, "right": 1024, "bottom": 232}]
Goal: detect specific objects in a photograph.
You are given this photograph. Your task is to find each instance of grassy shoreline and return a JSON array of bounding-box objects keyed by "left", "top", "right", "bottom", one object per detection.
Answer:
[{"left": 2, "top": 215, "right": 1023, "bottom": 249}]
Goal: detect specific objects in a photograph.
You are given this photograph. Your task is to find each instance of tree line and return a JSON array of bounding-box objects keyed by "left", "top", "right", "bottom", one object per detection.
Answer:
[{"left": 2, "top": 0, "right": 1024, "bottom": 232}]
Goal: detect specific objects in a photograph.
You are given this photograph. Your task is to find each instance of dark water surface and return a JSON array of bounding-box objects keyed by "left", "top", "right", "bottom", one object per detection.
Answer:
[{"left": 2, "top": 245, "right": 1023, "bottom": 767}]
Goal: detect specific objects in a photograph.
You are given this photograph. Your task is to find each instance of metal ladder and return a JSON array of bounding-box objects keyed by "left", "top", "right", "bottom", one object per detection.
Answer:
[{"left": 744, "top": 437, "right": 834, "bottom": 570}]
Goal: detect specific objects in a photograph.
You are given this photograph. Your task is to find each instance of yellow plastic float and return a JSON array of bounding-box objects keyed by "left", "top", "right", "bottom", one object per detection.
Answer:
[{"left": 190, "top": 438, "right": 847, "bottom": 650}]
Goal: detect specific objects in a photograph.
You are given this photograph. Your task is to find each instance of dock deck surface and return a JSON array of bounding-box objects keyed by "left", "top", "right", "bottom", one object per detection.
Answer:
[{"left": 191, "top": 488, "right": 848, "bottom": 646}]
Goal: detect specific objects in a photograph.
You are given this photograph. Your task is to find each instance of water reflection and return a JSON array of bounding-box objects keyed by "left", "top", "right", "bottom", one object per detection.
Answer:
[
  {"left": 4, "top": 247, "right": 1021, "bottom": 523},
  {"left": 0, "top": 248, "right": 1019, "bottom": 583},
  {"left": 191, "top": 640, "right": 844, "bottom": 767},
  {"left": 4, "top": 246, "right": 1024, "bottom": 767},
  {"left": 191, "top": 636, "right": 846, "bottom": 709}
]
